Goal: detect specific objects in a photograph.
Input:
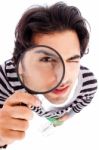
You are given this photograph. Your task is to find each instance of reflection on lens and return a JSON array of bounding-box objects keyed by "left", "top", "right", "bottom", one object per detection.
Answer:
[{"left": 17, "top": 45, "right": 65, "bottom": 94}]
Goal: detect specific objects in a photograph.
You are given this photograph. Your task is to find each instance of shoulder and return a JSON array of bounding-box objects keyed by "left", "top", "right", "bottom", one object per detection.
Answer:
[
  {"left": 0, "top": 59, "right": 15, "bottom": 105},
  {"left": 0, "top": 59, "right": 25, "bottom": 106},
  {"left": 80, "top": 65, "right": 96, "bottom": 75},
  {"left": 3, "top": 59, "right": 24, "bottom": 91},
  {"left": 79, "top": 65, "right": 98, "bottom": 96},
  {"left": 0, "top": 59, "right": 16, "bottom": 82},
  {"left": 69, "top": 66, "right": 98, "bottom": 114},
  {"left": 80, "top": 65, "right": 97, "bottom": 83}
]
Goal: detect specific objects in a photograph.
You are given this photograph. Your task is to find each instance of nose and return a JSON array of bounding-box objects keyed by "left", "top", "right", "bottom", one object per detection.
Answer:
[{"left": 61, "top": 61, "right": 70, "bottom": 84}]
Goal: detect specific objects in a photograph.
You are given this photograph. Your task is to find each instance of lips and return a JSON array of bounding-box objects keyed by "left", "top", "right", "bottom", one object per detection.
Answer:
[{"left": 52, "top": 84, "right": 69, "bottom": 95}]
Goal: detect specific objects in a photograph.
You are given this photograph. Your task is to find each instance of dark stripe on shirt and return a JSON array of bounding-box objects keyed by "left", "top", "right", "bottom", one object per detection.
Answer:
[
  {"left": 83, "top": 72, "right": 94, "bottom": 78},
  {"left": 80, "top": 87, "right": 97, "bottom": 93},
  {"left": 0, "top": 89, "right": 8, "bottom": 97},
  {"left": 83, "top": 79, "right": 97, "bottom": 86}
]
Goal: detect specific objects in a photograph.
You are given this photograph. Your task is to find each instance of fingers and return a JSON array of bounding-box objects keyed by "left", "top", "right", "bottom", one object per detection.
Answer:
[
  {"left": 5, "top": 105, "right": 33, "bottom": 120},
  {"left": 0, "top": 129, "right": 25, "bottom": 141},
  {"left": 58, "top": 114, "right": 69, "bottom": 122},
  {"left": 0, "top": 91, "right": 39, "bottom": 145},
  {"left": 2, "top": 117, "right": 29, "bottom": 131},
  {"left": 4, "top": 91, "right": 41, "bottom": 108}
]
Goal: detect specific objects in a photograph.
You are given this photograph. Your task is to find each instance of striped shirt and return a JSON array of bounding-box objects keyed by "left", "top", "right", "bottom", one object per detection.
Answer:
[{"left": 0, "top": 59, "right": 98, "bottom": 119}]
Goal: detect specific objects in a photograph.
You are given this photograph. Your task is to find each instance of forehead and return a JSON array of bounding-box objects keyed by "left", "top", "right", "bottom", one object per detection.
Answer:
[{"left": 32, "top": 30, "right": 80, "bottom": 58}]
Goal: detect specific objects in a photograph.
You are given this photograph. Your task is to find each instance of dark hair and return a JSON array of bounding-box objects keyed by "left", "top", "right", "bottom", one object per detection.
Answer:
[{"left": 13, "top": 1, "right": 90, "bottom": 64}]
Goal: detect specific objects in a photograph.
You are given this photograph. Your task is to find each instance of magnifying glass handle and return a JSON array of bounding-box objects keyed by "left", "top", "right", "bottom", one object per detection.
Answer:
[{"left": 47, "top": 117, "right": 63, "bottom": 127}]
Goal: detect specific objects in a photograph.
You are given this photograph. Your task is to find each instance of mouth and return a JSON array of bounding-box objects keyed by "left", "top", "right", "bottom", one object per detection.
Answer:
[{"left": 52, "top": 83, "right": 70, "bottom": 95}]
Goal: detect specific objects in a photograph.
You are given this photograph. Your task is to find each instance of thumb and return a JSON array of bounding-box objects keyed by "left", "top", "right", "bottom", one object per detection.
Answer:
[{"left": 58, "top": 114, "right": 69, "bottom": 122}]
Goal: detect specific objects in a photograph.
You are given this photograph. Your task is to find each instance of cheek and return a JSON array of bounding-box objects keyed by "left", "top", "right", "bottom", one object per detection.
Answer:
[{"left": 68, "top": 63, "right": 80, "bottom": 81}]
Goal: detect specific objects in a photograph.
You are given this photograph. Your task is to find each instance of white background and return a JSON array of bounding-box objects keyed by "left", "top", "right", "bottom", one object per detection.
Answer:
[{"left": 0, "top": 0, "right": 99, "bottom": 150}]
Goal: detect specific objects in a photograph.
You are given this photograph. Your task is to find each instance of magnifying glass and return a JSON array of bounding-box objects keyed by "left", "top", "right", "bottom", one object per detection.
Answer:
[
  {"left": 16, "top": 45, "right": 65, "bottom": 127},
  {"left": 16, "top": 45, "right": 65, "bottom": 94}
]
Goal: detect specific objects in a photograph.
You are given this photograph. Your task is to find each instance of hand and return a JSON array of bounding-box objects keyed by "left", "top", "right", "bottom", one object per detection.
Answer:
[
  {"left": 58, "top": 114, "right": 70, "bottom": 122},
  {"left": 53, "top": 114, "right": 70, "bottom": 127},
  {"left": 0, "top": 91, "right": 40, "bottom": 146}
]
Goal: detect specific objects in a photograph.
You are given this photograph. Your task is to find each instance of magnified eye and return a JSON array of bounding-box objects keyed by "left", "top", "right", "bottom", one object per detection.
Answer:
[{"left": 40, "top": 57, "right": 56, "bottom": 63}]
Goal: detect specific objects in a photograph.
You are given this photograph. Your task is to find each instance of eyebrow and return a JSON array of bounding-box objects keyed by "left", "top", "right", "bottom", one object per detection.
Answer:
[
  {"left": 67, "top": 55, "right": 81, "bottom": 61},
  {"left": 34, "top": 50, "right": 80, "bottom": 61},
  {"left": 34, "top": 50, "right": 57, "bottom": 58}
]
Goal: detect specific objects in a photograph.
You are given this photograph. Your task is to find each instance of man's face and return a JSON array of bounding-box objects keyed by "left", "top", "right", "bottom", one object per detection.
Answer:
[{"left": 32, "top": 30, "right": 80, "bottom": 104}]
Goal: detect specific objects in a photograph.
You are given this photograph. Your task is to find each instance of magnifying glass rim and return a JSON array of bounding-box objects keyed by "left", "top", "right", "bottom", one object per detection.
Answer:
[{"left": 16, "top": 45, "right": 65, "bottom": 94}]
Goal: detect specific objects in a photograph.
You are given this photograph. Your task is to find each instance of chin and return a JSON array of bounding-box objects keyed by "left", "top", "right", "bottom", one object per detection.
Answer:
[
  {"left": 44, "top": 93, "right": 69, "bottom": 104},
  {"left": 44, "top": 85, "right": 72, "bottom": 104}
]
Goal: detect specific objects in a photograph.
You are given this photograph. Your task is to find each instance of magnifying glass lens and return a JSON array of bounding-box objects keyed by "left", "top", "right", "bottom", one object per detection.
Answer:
[{"left": 17, "top": 45, "right": 65, "bottom": 94}]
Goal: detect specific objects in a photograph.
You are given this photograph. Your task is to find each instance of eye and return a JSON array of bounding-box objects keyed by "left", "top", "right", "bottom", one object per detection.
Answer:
[
  {"left": 39, "top": 57, "right": 56, "bottom": 63},
  {"left": 67, "top": 59, "right": 80, "bottom": 63},
  {"left": 70, "top": 60, "right": 79, "bottom": 63}
]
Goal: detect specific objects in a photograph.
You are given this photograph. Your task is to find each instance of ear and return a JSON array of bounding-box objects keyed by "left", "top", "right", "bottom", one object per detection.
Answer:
[{"left": 18, "top": 62, "right": 24, "bottom": 81}]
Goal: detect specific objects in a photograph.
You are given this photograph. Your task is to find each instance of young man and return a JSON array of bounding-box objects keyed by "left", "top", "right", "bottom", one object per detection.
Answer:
[{"left": 0, "top": 2, "right": 98, "bottom": 148}]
